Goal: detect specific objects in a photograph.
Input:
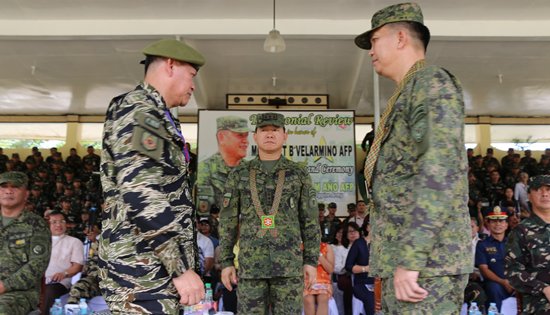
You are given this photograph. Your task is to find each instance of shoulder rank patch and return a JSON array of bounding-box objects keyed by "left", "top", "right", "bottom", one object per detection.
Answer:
[
  {"left": 223, "top": 192, "right": 232, "bottom": 209},
  {"left": 16, "top": 239, "right": 26, "bottom": 246},
  {"left": 141, "top": 131, "right": 158, "bottom": 151}
]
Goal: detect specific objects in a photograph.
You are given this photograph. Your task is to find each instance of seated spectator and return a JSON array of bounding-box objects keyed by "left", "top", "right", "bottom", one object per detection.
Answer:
[
  {"left": 197, "top": 222, "right": 215, "bottom": 279},
  {"left": 514, "top": 172, "right": 530, "bottom": 212},
  {"left": 506, "top": 211, "right": 520, "bottom": 233},
  {"left": 320, "top": 202, "right": 340, "bottom": 243},
  {"left": 67, "top": 233, "right": 101, "bottom": 305},
  {"left": 348, "top": 200, "right": 368, "bottom": 228},
  {"left": 304, "top": 241, "right": 334, "bottom": 315},
  {"left": 199, "top": 216, "right": 219, "bottom": 248},
  {"left": 341, "top": 203, "right": 357, "bottom": 226},
  {"left": 464, "top": 217, "right": 487, "bottom": 313},
  {"left": 42, "top": 211, "right": 84, "bottom": 314},
  {"left": 475, "top": 206, "right": 514, "bottom": 312},
  {"left": 0, "top": 171, "right": 51, "bottom": 315},
  {"left": 485, "top": 170, "right": 506, "bottom": 207},
  {"left": 519, "top": 149, "right": 537, "bottom": 176},
  {"left": 330, "top": 224, "right": 349, "bottom": 315},
  {"left": 345, "top": 222, "right": 375, "bottom": 315},
  {"left": 499, "top": 187, "right": 518, "bottom": 214},
  {"left": 537, "top": 155, "right": 550, "bottom": 176},
  {"left": 505, "top": 175, "right": 550, "bottom": 314}
]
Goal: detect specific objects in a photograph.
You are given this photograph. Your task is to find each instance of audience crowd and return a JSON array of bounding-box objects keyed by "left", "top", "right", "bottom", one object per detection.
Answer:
[{"left": 1, "top": 145, "right": 550, "bottom": 314}]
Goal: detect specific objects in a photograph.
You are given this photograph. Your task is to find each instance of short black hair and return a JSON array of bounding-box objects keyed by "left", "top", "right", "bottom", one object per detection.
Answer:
[{"left": 49, "top": 211, "right": 68, "bottom": 221}]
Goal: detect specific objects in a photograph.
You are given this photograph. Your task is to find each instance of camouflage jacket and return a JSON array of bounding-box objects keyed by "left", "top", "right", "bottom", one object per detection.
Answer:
[
  {"left": 196, "top": 152, "right": 233, "bottom": 214},
  {"left": 505, "top": 213, "right": 550, "bottom": 314},
  {"left": 99, "top": 82, "right": 198, "bottom": 302},
  {"left": 219, "top": 156, "right": 320, "bottom": 279},
  {"left": 0, "top": 210, "right": 51, "bottom": 298},
  {"left": 370, "top": 65, "right": 472, "bottom": 278}
]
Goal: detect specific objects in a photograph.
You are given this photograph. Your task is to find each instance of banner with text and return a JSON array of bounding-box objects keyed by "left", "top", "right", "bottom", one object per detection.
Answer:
[{"left": 196, "top": 110, "right": 356, "bottom": 216}]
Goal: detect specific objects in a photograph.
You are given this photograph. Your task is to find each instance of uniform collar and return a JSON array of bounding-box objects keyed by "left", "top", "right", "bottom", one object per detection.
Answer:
[
  {"left": 250, "top": 155, "right": 289, "bottom": 172},
  {"left": 139, "top": 81, "right": 169, "bottom": 111}
]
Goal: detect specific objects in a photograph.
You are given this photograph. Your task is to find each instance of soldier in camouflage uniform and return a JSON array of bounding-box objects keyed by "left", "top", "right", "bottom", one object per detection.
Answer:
[
  {"left": 99, "top": 39, "right": 206, "bottom": 314},
  {"left": 505, "top": 175, "right": 550, "bottom": 314},
  {"left": 196, "top": 116, "right": 249, "bottom": 214},
  {"left": 67, "top": 241, "right": 101, "bottom": 304},
  {"left": 0, "top": 171, "right": 51, "bottom": 315},
  {"left": 219, "top": 112, "right": 320, "bottom": 314},
  {"left": 356, "top": 3, "right": 472, "bottom": 314}
]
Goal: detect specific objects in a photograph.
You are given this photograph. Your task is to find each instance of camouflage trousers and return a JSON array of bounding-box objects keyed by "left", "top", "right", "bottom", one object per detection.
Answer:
[
  {"left": 106, "top": 298, "right": 180, "bottom": 315},
  {"left": 381, "top": 274, "right": 468, "bottom": 315},
  {"left": 0, "top": 291, "right": 37, "bottom": 315},
  {"left": 67, "top": 276, "right": 102, "bottom": 304},
  {"left": 237, "top": 276, "right": 304, "bottom": 315}
]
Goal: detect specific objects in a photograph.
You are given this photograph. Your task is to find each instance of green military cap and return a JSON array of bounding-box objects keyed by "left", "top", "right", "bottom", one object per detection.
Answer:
[
  {"left": 528, "top": 175, "right": 550, "bottom": 191},
  {"left": 141, "top": 38, "right": 205, "bottom": 70},
  {"left": 216, "top": 116, "right": 249, "bottom": 132},
  {"left": 0, "top": 171, "right": 29, "bottom": 187},
  {"left": 256, "top": 112, "right": 285, "bottom": 129},
  {"left": 355, "top": 2, "right": 430, "bottom": 50}
]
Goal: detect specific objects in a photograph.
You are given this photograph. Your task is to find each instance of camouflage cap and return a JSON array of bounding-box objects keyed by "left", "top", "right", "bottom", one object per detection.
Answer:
[
  {"left": 216, "top": 116, "right": 249, "bottom": 132},
  {"left": 355, "top": 2, "right": 430, "bottom": 50},
  {"left": 328, "top": 202, "right": 337, "bottom": 208},
  {"left": 528, "top": 175, "right": 550, "bottom": 191},
  {"left": 141, "top": 39, "right": 205, "bottom": 70},
  {"left": 0, "top": 171, "right": 29, "bottom": 187},
  {"left": 486, "top": 206, "right": 508, "bottom": 220},
  {"left": 256, "top": 112, "right": 285, "bottom": 129}
]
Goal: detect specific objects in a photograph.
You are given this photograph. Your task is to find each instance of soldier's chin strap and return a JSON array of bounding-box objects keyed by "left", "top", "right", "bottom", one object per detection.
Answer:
[{"left": 164, "top": 109, "right": 190, "bottom": 163}]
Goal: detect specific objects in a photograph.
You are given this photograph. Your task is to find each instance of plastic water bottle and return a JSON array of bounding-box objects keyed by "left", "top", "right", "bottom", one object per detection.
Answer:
[
  {"left": 49, "top": 298, "right": 63, "bottom": 315},
  {"left": 203, "top": 282, "right": 213, "bottom": 314},
  {"left": 488, "top": 302, "right": 498, "bottom": 315},
  {"left": 468, "top": 302, "right": 480, "bottom": 315},
  {"left": 79, "top": 298, "right": 89, "bottom": 315}
]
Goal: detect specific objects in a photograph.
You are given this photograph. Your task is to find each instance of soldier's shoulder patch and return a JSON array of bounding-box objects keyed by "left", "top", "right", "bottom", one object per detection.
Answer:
[
  {"left": 141, "top": 131, "right": 159, "bottom": 151},
  {"left": 134, "top": 111, "right": 160, "bottom": 129},
  {"left": 222, "top": 192, "right": 232, "bottom": 209},
  {"left": 412, "top": 120, "right": 427, "bottom": 143},
  {"left": 132, "top": 125, "right": 163, "bottom": 161},
  {"left": 309, "top": 187, "right": 318, "bottom": 208},
  {"left": 33, "top": 244, "right": 45, "bottom": 255}
]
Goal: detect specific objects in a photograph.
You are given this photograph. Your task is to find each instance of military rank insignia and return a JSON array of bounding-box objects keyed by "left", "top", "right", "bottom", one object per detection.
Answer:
[
  {"left": 261, "top": 215, "right": 275, "bottom": 229},
  {"left": 142, "top": 131, "right": 158, "bottom": 151},
  {"left": 33, "top": 245, "right": 45, "bottom": 255},
  {"left": 485, "top": 247, "right": 498, "bottom": 255},
  {"left": 223, "top": 193, "right": 231, "bottom": 208}
]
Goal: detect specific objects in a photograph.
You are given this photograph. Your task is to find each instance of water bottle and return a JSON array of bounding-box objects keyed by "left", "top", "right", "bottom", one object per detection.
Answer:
[
  {"left": 487, "top": 302, "right": 498, "bottom": 315},
  {"left": 468, "top": 302, "right": 479, "bottom": 315},
  {"left": 203, "top": 283, "right": 213, "bottom": 314},
  {"left": 49, "top": 298, "right": 63, "bottom": 315},
  {"left": 79, "top": 298, "right": 88, "bottom": 315}
]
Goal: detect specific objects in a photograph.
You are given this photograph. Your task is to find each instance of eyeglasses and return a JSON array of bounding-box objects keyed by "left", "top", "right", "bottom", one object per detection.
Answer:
[
  {"left": 50, "top": 220, "right": 66, "bottom": 225},
  {"left": 347, "top": 230, "right": 359, "bottom": 234}
]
